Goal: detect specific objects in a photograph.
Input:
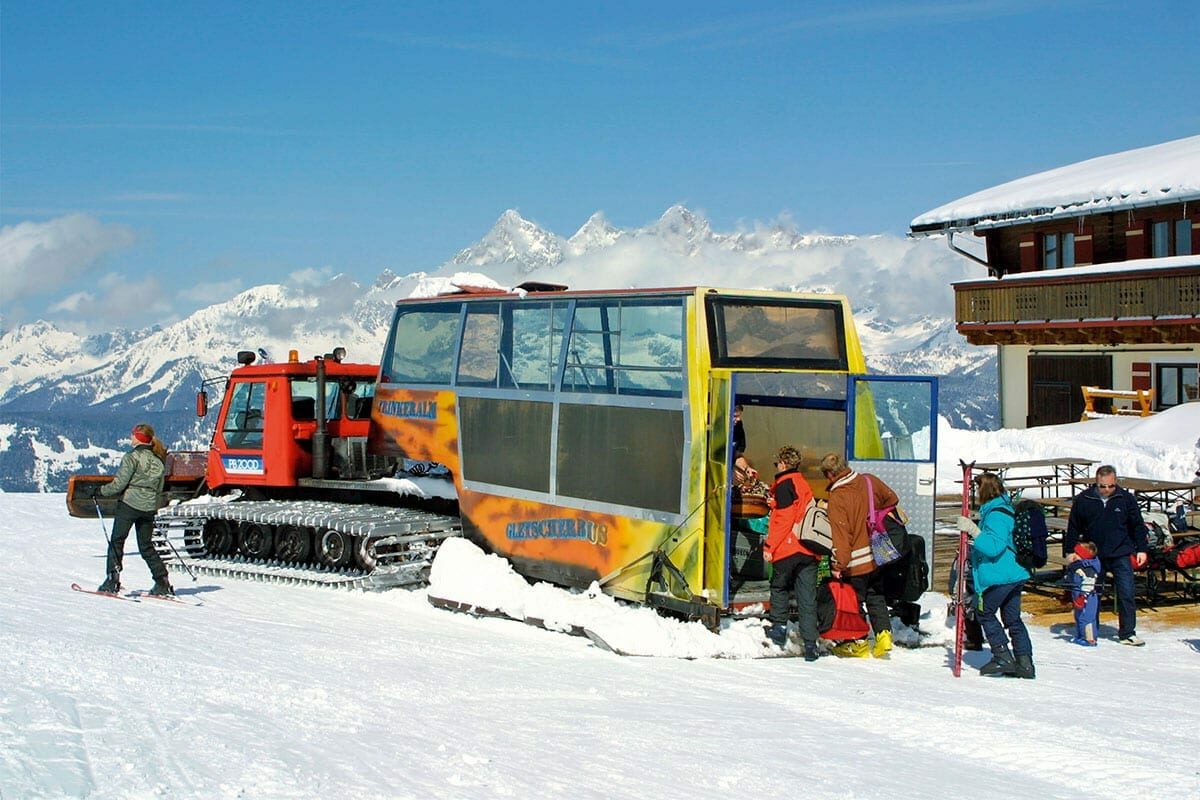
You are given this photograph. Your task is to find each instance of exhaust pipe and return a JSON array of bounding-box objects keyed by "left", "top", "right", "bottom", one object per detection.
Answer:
[{"left": 313, "top": 355, "right": 329, "bottom": 480}]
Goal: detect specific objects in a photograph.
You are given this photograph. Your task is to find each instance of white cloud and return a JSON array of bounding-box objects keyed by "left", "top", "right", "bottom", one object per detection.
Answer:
[
  {"left": 48, "top": 275, "right": 174, "bottom": 331},
  {"left": 0, "top": 215, "right": 136, "bottom": 303},
  {"left": 179, "top": 279, "right": 244, "bottom": 306},
  {"left": 287, "top": 266, "right": 335, "bottom": 287}
]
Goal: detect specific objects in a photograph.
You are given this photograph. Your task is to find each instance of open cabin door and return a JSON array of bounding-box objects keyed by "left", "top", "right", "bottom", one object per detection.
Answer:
[{"left": 846, "top": 375, "right": 939, "bottom": 563}]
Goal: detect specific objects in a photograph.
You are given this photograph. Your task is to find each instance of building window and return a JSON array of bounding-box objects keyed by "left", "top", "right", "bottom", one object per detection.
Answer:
[
  {"left": 1150, "top": 219, "right": 1193, "bottom": 257},
  {"left": 1042, "top": 232, "right": 1075, "bottom": 269},
  {"left": 1155, "top": 363, "right": 1199, "bottom": 409}
]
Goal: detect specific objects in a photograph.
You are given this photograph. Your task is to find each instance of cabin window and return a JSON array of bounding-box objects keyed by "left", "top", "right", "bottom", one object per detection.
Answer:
[
  {"left": 707, "top": 296, "right": 847, "bottom": 371},
  {"left": 457, "top": 303, "right": 501, "bottom": 386},
  {"left": 562, "top": 298, "right": 684, "bottom": 396},
  {"left": 222, "top": 381, "right": 267, "bottom": 448},
  {"left": 383, "top": 303, "right": 460, "bottom": 385},
  {"left": 1042, "top": 232, "right": 1074, "bottom": 269},
  {"left": 509, "top": 302, "right": 569, "bottom": 390},
  {"left": 1151, "top": 219, "right": 1193, "bottom": 257},
  {"left": 290, "top": 377, "right": 375, "bottom": 420},
  {"left": 1155, "top": 363, "right": 1199, "bottom": 409},
  {"left": 456, "top": 301, "right": 569, "bottom": 390}
]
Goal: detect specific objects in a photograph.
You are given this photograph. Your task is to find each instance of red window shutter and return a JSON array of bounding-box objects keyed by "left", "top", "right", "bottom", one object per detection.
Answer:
[
  {"left": 1019, "top": 233, "right": 1037, "bottom": 271},
  {"left": 1075, "top": 225, "right": 1093, "bottom": 265},
  {"left": 1131, "top": 362, "right": 1151, "bottom": 391},
  {"left": 1125, "top": 220, "right": 1146, "bottom": 260}
]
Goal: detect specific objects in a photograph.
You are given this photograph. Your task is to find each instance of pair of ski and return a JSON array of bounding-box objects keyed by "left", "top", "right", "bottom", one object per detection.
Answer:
[
  {"left": 70, "top": 583, "right": 202, "bottom": 606},
  {"left": 952, "top": 460, "right": 975, "bottom": 678}
]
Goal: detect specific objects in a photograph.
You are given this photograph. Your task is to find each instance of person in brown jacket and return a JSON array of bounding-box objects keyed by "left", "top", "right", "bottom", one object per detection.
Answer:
[{"left": 820, "top": 452, "right": 897, "bottom": 658}]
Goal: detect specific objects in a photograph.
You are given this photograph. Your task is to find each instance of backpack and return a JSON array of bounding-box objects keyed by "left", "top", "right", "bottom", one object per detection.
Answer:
[
  {"left": 1168, "top": 504, "right": 1189, "bottom": 533},
  {"left": 997, "top": 500, "right": 1049, "bottom": 572},
  {"left": 877, "top": 532, "right": 930, "bottom": 604},
  {"left": 817, "top": 579, "right": 870, "bottom": 640},
  {"left": 794, "top": 500, "right": 833, "bottom": 556}
]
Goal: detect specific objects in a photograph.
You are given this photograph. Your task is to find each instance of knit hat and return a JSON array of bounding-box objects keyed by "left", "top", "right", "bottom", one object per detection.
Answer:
[
  {"left": 1074, "top": 541, "right": 1097, "bottom": 559},
  {"left": 132, "top": 426, "right": 152, "bottom": 444}
]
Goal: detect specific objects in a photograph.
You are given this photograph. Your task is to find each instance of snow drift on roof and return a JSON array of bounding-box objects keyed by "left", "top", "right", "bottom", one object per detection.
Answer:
[{"left": 911, "top": 134, "right": 1200, "bottom": 232}]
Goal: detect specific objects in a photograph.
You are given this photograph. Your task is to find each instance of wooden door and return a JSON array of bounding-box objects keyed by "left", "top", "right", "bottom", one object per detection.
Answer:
[{"left": 1027, "top": 355, "right": 1111, "bottom": 426}]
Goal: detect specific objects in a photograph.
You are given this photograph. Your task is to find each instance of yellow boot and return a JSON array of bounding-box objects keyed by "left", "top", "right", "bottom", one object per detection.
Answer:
[
  {"left": 831, "top": 638, "right": 870, "bottom": 658},
  {"left": 872, "top": 629, "right": 893, "bottom": 658}
]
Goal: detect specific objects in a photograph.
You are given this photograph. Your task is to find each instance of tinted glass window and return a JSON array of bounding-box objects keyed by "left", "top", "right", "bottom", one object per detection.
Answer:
[
  {"left": 509, "top": 302, "right": 568, "bottom": 390},
  {"left": 385, "top": 304, "right": 460, "bottom": 385},
  {"left": 1175, "top": 219, "right": 1192, "bottom": 256},
  {"left": 457, "top": 304, "right": 501, "bottom": 386},
  {"left": 562, "top": 298, "right": 684, "bottom": 396},
  {"left": 708, "top": 297, "right": 847, "bottom": 370}
]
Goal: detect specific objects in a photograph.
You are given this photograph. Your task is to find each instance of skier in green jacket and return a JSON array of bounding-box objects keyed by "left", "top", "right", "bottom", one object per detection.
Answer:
[{"left": 88, "top": 423, "right": 172, "bottom": 596}]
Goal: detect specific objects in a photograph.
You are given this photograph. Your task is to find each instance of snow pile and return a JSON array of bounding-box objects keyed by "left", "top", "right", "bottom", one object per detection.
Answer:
[
  {"left": 934, "top": 402, "right": 1200, "bottom": 494},
  {"left": 430, "top": 535, "right": 955, "bottom": 659},
  {"left": 429, "top": 537, "right": 770, "bottom": 658}
]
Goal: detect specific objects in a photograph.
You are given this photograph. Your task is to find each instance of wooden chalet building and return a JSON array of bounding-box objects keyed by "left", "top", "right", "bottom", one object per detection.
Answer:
[{"left": 911, "top": 135, "right": 1200, "bottom": 428}]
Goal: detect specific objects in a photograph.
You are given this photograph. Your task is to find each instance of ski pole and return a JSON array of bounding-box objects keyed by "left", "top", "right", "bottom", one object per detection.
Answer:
[
  {"left": 93, "top": 497, "right": 121, "bottom": 583},
  {"left": 160, "top": 526, "right": 198, "bottom": 582}
]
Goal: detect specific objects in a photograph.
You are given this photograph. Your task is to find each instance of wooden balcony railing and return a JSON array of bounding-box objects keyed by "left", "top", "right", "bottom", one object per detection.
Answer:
[{"left": 953, "top": 265, "right": 1200, "bottom": 345}]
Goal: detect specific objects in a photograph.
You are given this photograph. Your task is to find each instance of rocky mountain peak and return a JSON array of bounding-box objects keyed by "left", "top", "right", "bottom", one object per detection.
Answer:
[
  {"left": 566, "top": 211, "right": 623, "bottom": 256},
  {"left": 450, "top": 210, "right": 564, "bottom": 273}
]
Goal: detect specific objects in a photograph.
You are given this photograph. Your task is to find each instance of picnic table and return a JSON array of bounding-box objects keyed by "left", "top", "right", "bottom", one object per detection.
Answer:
[
  {"left": 1066, "top": 476, "right": 1200, "bottom": 513},
  {"left": 969, "top": 457, "right": 1097, "bottom": 505}
]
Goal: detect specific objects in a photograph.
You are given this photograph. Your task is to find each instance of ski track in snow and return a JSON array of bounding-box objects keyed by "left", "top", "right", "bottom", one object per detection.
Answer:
[{"left": 2, "top": 493, "right": 1199, "bottom": 799}]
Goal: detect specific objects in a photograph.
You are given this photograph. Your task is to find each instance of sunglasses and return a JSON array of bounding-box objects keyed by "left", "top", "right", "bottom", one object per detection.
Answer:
[{"left": 1097, "top": 483, "right": 1116, "bottom": 489}]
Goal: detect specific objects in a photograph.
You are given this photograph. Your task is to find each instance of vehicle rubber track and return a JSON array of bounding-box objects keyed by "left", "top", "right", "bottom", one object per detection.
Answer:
[{"left": 153, "top": 499, "right": 461, "bottom": 591}]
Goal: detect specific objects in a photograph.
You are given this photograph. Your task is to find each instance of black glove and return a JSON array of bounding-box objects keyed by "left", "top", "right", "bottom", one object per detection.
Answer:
[{"left": 83, "top": 484, "right": 101, "bottom": 499}]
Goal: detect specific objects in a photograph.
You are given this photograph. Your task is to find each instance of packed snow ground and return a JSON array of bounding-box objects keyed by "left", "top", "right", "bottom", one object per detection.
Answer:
[{"left": 2, "top": 411, "right": 1199, "bottom": 800}]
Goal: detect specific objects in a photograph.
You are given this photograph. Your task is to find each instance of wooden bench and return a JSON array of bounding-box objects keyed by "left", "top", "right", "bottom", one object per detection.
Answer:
[
  {"left": 1035, "top": 497, "right": 1075, "bottom": 517},
  {"left": 1080, "top": 386, "right": 1155, "bottom": 419}
]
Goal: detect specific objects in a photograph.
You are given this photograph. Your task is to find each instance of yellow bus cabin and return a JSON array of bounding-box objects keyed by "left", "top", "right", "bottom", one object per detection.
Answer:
[{"left": 368, "top": 285, "right": 938, "bottom": 626}]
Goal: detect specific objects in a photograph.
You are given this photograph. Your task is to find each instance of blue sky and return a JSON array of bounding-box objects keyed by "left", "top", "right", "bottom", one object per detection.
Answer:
[{"left": 2, "top": 0, "right": 1197, "bottom": 332}]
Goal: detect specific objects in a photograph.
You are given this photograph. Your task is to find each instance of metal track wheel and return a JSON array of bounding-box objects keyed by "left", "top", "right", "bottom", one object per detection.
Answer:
[
  {"left": 202, "top": 518, "right": 237, "bottom": 555},
  {"left": 316, "top": 529, "right": 355, "bottom": 568},
  {"left": 238, "top": 522, "right": 275, "bottom": 559},
  {"left": 354, "top": 536, "right": 378, "bottom": 571},
  {"left": 274, "top": 524, "right": 312, "bottom": 563}
]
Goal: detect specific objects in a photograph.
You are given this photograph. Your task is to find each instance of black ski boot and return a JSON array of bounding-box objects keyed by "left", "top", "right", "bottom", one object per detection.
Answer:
[
  {"left": 765, "top": 623, "right": 787, "bottom": 648},
  {"left": 149, "top": 577, "right": 175, "bottom": 597},
  {"left": 1013, "top": 653, "right": 1036, "bottom": 680},
  {"left": 803, "top": 641, "right": 819, "bottom": 662},
  {"left": 979, "top": 647, "right": 1016, "bottom": 677},
  {"left": 97, "top": 575, "right": 122, "bottom": 594}
]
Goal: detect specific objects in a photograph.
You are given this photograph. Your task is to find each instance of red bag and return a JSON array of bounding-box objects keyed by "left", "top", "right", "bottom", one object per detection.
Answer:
[
  {"left": 818, "top": 579, "right": 870, "bottom": 641},
  {"left": 1175, "top": 543, "right": 1200, "bottom": 570}
]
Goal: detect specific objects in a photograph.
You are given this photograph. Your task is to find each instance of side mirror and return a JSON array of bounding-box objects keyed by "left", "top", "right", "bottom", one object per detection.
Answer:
[{"left": 196, "top": 390, "right": 208, "bottom": 418}]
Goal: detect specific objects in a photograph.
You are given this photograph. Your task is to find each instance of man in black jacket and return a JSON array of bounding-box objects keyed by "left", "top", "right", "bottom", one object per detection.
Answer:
[{"left": 1064, "top": 465, "right": 1149, "bottom": 646}]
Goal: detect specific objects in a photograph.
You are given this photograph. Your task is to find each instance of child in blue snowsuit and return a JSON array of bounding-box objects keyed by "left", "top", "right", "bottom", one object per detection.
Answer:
[{"left": 1069, "top": 541, "right": 1101, "bottom": 646}]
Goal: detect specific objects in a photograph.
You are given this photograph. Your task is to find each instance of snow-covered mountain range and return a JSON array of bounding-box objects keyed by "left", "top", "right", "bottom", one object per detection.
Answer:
[{"left": 0, "top": 206, "right": 995, "bottom": 491}]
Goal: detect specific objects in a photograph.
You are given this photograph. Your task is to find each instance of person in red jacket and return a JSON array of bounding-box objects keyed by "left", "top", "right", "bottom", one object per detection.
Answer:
[
  {"left": 763, "top": 445, "right": 819, "bottom": 661},
  {"left": 820, "top": 451, "right": 899, "bottom": 658}
]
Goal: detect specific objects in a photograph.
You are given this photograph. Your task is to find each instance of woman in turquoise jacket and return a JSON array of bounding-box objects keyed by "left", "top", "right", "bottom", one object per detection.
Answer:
[{"left": 958, "top": 472, "right": 1034, "bottom": 679}]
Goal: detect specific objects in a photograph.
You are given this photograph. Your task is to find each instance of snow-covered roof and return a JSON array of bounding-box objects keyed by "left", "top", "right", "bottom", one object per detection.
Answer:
[
  {"left": 950, "top": 253, "right": 1200, "bottom": 286},
  {"left": 911, "top": 135, "right": 1200, "bottom": 233}
]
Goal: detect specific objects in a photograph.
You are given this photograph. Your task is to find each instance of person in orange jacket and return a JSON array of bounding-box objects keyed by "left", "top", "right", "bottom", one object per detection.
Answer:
[{"left": 763, "top": 445, "right": 819, "bottom": 661}]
